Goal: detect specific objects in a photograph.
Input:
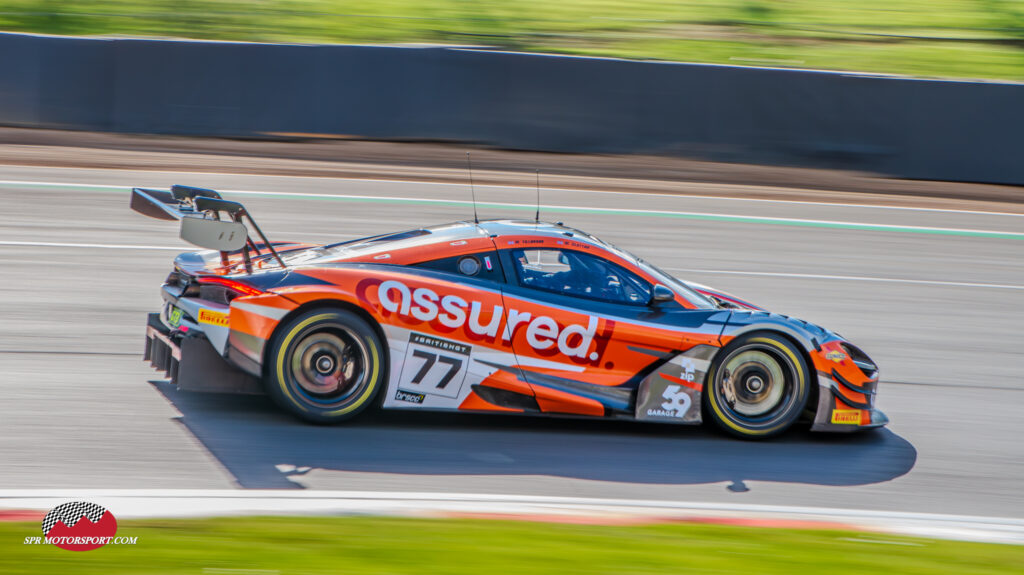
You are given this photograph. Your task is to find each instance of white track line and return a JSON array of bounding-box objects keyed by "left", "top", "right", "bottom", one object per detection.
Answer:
[
  {"left": 0, "top": 232, "right": 362, "bottom": 251},
  {"left": 668, "top": 268, "right": 1024, "bottom": 291},
  {"left": 0, "top": 179, "right": 121, "bottom": 189},
  {"left": 0, "top": 241, "right": 1017, "bottom": 291},
  {"left": 4, "top": 490, "right": 1022, "bottom": 525},
  {"left": 2, "top": 490, "right": 1022, "bottom": 544},
  {"left": 0, "top": 240, "right": 185, "bottom": 250},
  {"left": 3, "top": 177, "right": 1024, "bottom": 236},
  {"left": 2, "top": 173, "right": 1022, "bottom": 218},
  {"left": 159, "top": 189, "right": 1024, "bottom": 237}
]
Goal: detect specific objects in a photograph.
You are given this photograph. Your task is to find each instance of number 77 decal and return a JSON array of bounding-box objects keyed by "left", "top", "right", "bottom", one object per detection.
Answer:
[
  {"left": 399, "top": 333, "right": 472, "bottom": 399},
  {"left": 410, "top": 350, "right": 464, "bottom": 389}
]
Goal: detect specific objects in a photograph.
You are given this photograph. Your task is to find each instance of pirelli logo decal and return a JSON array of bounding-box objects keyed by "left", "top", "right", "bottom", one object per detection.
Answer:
[
  {"left": 198, "top": 309, "right": 230, "bottom": 328},
  {"left": 831, "top": 409, "right": 861, "bottom": 425}
]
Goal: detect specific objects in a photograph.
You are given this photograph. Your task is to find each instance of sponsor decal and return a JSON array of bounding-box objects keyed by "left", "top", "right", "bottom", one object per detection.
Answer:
[
  {"left": 509, "top": 237, "right": 591, "bottom": 250},
  {"left": 824, "top": 350, "right": 846, "bottom": 363},
  {"left": 659, "top": 372, "right": 702, "bottom": 392},
  {"left": 167, "top": 306, "right": 183, "bottom": 328},
  {"left": 831, "top": 409, "right": 861, "bottom": 425},
  {"left": 397, "top": 333, "right": 473, "bottom": 399},
  {"left": 645, "top": 384, "right": 691, "bottom": 418},
  {"left": 371, "top": 279, "right": 604, "bottom": 363},
  {"left": 198, "top": 308, "right": 229, "bottom": 327},
  {"left": 411, "top": 332, "right": 471, "bottom": 356},
  {"left": 395, "top": 389, "right": 426, "bottom": 404},
  {"left": 24, "top": 502, "right": 137, "bottom": 551},
  {"left": 679, "top": 358, "right": 696, "bottom": 382}
]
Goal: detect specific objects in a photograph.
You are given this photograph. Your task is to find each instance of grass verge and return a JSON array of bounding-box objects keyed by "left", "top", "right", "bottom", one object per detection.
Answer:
[
  {"left": 1, "top": 1, "right": 1023, "bottom": 80},
  {"left": 1, "top": 515, "right": 1022, "bottom": 574}
]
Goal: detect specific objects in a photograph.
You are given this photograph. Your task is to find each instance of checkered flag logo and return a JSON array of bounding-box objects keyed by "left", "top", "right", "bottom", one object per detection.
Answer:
[{"left": 42, "top": 502, "right": 108, "bottom": 535}]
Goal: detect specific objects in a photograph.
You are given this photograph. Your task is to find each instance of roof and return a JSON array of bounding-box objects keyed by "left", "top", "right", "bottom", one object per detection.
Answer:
[
  {"left": 298, "top": 219, "right": 615, "bottom": 268},
  {"left": 353, "top": 219, "right": 602, "bottom": 252}
]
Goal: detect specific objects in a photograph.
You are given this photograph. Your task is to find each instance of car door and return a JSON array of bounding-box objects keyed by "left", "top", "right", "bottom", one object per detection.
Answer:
[
  {"left": 374, "top": 249, "right": 537, "bottom": 413},
  {"left": 497, "top": 246, "right": 725, "bottom": 418}
]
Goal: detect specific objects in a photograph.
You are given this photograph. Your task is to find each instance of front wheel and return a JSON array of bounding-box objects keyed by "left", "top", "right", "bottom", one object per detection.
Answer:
[
  {"left": 704, "top": 332, "right": 810, "bottom": 439},
  {"left": 265, "top": 308, "right": 386, "bottom": 424}
]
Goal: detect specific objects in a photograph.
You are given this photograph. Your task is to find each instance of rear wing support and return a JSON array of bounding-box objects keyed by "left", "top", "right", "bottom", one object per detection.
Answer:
[{"left": 130, "top": 185, "right": 286, "bottom": 273}]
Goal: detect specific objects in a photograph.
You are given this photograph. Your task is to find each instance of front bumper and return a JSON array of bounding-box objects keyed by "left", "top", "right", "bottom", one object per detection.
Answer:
[
  {"left": 144, "top": 313, "right": 263, "bottom": 394},
  {"left": 810, "top": 371, "right": 888, "bottom": 432}
]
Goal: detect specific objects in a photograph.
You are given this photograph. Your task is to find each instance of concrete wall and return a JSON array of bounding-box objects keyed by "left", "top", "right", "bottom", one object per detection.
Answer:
[{"left": 1, "top": 33, "right": 1021, "bottom": 184}]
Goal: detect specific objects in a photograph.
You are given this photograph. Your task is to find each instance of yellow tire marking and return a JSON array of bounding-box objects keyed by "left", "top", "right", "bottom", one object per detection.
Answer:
[
  {"left": 708, "top": 336, "right": 807, "bottom": 436},
  {"left": 275, "top": 313, "right": 382, "bottom": 417},
  {"left": 276, "top": 314, "right": 334, "bottom": 413}
]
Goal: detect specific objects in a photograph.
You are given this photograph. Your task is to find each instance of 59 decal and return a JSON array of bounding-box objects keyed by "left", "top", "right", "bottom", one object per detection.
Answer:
[{"left": 397, "top": 333, "right": 471, "bottom": 399}]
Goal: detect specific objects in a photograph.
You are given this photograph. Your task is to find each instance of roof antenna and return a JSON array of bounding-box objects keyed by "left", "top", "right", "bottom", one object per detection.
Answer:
[
  {"left": 534, "top": 169, "right": 541, "bottom": 224},
  {"left": 466, "top": 152, "right": 479, "bottom": 224}
]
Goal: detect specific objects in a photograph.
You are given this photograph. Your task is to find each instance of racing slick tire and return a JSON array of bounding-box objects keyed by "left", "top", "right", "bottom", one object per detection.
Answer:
[
  {"left": 703, "top": 332, "right": 810, "bottom": 439},
  {"left": 265, "top": 308, "right": 386, "bottom": 424}
]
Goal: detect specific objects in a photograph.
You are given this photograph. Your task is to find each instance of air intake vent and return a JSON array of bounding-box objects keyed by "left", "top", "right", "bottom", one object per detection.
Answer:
[
  {"left": 200, "top": 284, "right": 235, "bottom": 305},
  {"left": 841, "top": 343, "right": 877, "bottom": 379}
]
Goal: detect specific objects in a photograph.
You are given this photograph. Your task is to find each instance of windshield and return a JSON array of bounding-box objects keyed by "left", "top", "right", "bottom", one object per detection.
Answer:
[
  {"left": 565, "top": 227, "right": 717, "bottom": 309},
  {"left": 636, "top": 261, "right": 718, "bottom": 309}
]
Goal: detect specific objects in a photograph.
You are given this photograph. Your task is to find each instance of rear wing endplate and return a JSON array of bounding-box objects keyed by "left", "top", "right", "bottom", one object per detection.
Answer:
[{"left": 130, "top": 185, "right": 285, "bottom": 272}]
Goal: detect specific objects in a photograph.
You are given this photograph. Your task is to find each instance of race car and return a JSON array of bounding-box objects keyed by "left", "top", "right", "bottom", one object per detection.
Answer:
[{"left": 133, "top": 185, "right": 886, "bottom": 439}]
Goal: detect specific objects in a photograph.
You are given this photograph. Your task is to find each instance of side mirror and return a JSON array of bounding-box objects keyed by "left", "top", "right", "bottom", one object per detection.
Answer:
[
  {"left": 180, "top": 216, "right": 248, "bottom": 251},
  {"left": 650, "top": 284, "right": 674, "bottom": 305}
]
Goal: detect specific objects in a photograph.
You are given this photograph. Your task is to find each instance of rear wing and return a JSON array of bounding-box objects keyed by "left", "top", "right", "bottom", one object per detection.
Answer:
[{"left": 130, "top": 185, "right": 286, "bottom": 272}]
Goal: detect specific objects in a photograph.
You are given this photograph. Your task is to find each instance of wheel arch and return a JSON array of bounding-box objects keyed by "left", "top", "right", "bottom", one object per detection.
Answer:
[
  {"left": 262, "top": 297, "right": 390, "bottom": 380},
  {"left": 754, "top": 329, "right": 819, "bottom": 421},
  {"left": 713, "top": 326, "right": 820, "bottom": 421}
]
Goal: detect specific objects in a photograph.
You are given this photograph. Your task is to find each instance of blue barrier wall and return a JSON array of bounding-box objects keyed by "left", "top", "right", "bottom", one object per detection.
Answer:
[{"left": 1, "top": 33, "right": 1021, "bottom": 184}]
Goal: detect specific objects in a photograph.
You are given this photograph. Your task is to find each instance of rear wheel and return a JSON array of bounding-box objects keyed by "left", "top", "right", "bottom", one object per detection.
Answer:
[
  {"left": 704, "top": 332, "right": 810, "bottom": 439},
  {"left": 265, "top": 308, "right": 385, "bottom": 424}
]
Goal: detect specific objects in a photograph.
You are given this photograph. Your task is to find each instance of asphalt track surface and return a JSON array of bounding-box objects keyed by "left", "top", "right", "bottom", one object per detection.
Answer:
[{"left": 1, "top": 165, "right": 1022, "bottom": 519}]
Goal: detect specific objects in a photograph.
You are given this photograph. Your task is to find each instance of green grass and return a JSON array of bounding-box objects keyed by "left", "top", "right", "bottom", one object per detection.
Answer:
[
  {"left": 1, "top": 516, "right": 1022, "bottom": 574},
  {"left": 1, "top": 1, "right": 1024, "bottom": 80}
]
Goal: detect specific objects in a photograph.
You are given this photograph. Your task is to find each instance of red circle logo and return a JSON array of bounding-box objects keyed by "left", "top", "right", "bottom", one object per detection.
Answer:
[{"left": 41, "top": 502, "right": 118, "bottom": 551}]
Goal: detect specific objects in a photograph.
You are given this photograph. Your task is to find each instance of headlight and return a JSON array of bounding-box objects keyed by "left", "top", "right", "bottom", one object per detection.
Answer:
[{"left": 840, "top": 342, "right": 877, "bottom": 379}]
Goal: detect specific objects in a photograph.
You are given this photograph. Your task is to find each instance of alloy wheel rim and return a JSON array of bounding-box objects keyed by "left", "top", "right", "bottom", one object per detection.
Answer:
[
  {"left": 719, "top": 345, "right": 794, "bottom": 419},
  {"left": 290, "top": 328, "right": 367, "bottom": 402}
]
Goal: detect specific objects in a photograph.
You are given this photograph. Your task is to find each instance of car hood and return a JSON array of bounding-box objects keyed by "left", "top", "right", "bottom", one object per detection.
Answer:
[{"left": 722, "top": 309, "right": 843, "bottom": 346}]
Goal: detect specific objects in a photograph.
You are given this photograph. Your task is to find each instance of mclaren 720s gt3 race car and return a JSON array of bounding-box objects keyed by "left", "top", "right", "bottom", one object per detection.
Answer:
[{"left": 133, "top": 185, "right": 886, "bottom": 439}]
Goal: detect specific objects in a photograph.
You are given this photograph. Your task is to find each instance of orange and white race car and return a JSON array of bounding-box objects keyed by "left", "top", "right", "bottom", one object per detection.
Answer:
[{"left": 134, "top": 185, "right": 886, "bottom": 439}]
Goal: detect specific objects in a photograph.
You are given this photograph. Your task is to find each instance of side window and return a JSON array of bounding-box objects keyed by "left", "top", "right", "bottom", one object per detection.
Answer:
[
  {"left": 414, "top": 251, "right": 503, "bottom": 282},
  {"left": 511, "top": 248, "right": 651, "bottom": 305}
]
